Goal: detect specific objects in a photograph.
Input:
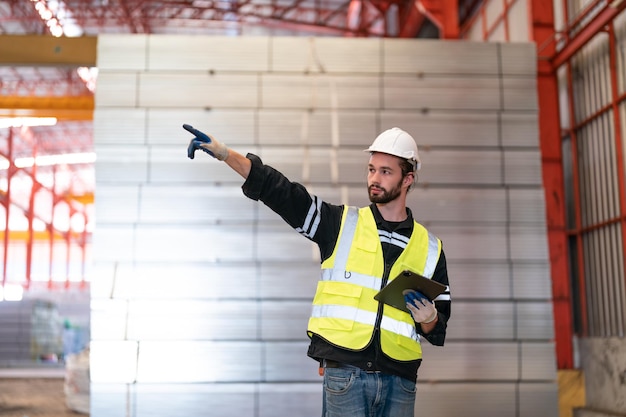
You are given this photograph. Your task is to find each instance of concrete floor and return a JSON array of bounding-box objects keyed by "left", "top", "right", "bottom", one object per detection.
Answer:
[
  {"left": 0, "top": 369, "right": 585, "bottom": 417},
  {"left": 0, "top": 377, "right": 86, "bottom": 417},
  {"left": 0, "top": 367, "right": 88, "bottom": 417}
]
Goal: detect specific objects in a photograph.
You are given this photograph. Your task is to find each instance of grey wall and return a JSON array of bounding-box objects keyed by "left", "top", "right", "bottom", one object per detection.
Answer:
[{"left": 92, "top": 35, "right": 558, "bottom": 417}]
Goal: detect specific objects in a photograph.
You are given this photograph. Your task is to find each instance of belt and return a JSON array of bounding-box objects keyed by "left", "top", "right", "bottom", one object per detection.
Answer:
[
  {"left": 323, "top": 359, "right": 343, "bottom": 369},
  {"left": 322, "top": 359, "right": 382, "bottom": 373}
]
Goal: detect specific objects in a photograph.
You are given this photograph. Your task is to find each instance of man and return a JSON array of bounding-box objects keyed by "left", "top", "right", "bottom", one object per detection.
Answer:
[{"left": 185, "top": 125, "right": 451, "bottom": 417}]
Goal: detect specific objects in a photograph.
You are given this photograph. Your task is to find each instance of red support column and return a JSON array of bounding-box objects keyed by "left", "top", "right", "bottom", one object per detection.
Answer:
[
  {"left": 530, "top": 0, "right": 575, "bottom": 369},
  {"left": 608, "top": 24, "right": 626, "bottom": 324},
  {"left": 26, "top": 163, "right": 41, "bottom": 290},
  {"left": 398, "top": 0, "right": 427, "bottom": 38},
  {"left": 64, "top": 229, "right": 71, "bottom": 289},
  {"left": 439, "top": 0, "right": 459, "bottom": 38},
  {"left": 80, "top": 224, "right": 89, "bottom": 289},
  {"left": 2, "top": 130, "right": 15, "bottom": 289},
  {"left": 396, "top": 0, "right": 457, "bottom": 39}
]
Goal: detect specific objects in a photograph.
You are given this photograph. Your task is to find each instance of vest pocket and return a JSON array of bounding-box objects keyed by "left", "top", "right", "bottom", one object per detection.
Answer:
[
  {"left": 315, "top": 281, "right": 363, "bottom": 307},
  {"left": 317, "top": 317, "right": 355, "bottom": 331},
  {"left": 381, "top": 332, "right": 422, "bottom": 361},
  {"left": 312, "top": 282, "right": 364, "bottom": 331}
]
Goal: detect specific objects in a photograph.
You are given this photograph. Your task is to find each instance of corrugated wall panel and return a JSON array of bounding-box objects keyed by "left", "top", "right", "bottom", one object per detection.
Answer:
[
  {"left": 407, "top": 188, "right": 507, "bottom": 223},
  {"left": 94, "top": 73, "right": 139, "bottom": 107},
  {"left": 94, "top": 185, "right": 140, "bottom": 223},
  {"left": 446, "top": 261, "right": 511, "bottom": 299},
  {"left": 510, "top": 189, "right": 547, "bottom": 222},
  {"left": 382, "top": 39, "right": 500, "bottom": 75},
  {"left": 502, "top": 76, "right": 538, "bottom": 110},
  {"left": 384, "top": 75, "right": 502, "bottom": 110},
  {"left": 419, "top": 342, "right": 519, "bottom": 380},
  {"left": 147, "top": 109, "right": 257, "bottom": 146},
  {"left": 259, "top": 262, "right": 320, "bottom": 298},
  {"left": 259, "top": 383, "right": 322, "bottom": 417},
  {"left": 567, "top": 33, "right": 626, "bottom": 339},
  {"left": 446, "top": 302, "right": 515, "bottom": 339},
  {"left": 139, "top": 73, "right": 259, "bottom": 108},
  {"left": 264, "top": 342, "right": 319, "bottom": 381},
  {"left": 90, "top": 340, "right": 138, "bottom": 383},
  {"left": 261, "top": 74, "right": 381, "bottom": 109},
  {"left": 418, "top": 150, "right": 503, "bottom": 185},
  {"left": 271, "top": 37, "right": 383, "bottom": 73},
  {"left": 92, "top": 35, "right": 556, "bottom": 417},
  {"left": 501, "top": 113, "right": 539, "bottom": 146},
  {"left": 519, "top": 383, "right": 560, "bottom": 417},
  {"left": 93, "top": 108, "right": 147, "bottom": 145},
  {"left": 96, "top": 34, "right": 148, "bottom": 70},
  {"left": 500, "top": 43, "right": 536, "bottom": 75},
  {"left": 139, "top": 186, "right": 257, "bottom": 223},
  {"left": 135, "top": 341, "right": 263, "bottom": 382},
  {"left": 517, "top": 302, "right": 555, "bottom": 339},
  {"left": 150, "top": 145, "right": 256, "bottom": 184},
  {"left": 258, "top": 110, "right": 378, "bottom": 146},
  {"left": 383, "top": 111, "right": 500, "bottom": 147},
  {"left": 521, "top": 342, "right": 558, "bottom": 379},
  {"left": 147, "top": 36, "right": 271, "bottom": 72},
  {"left": 415, "top": 383, "right": 517, "bottom": 416},
  {"left": 512, "top": 262, "right": 553, "bottom": 298},
  {"left": 94, "top": 146, "right": 148, "bottom": 183}
]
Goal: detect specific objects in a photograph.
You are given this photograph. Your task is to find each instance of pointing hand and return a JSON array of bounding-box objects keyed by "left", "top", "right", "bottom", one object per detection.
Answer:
[{"left": 184, "top": 124, "right": 229, "bottom": 161}]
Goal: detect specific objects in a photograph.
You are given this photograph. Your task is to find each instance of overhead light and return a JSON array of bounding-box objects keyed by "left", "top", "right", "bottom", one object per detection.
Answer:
[
  {"left": 0, "top": 284, "right": 24, "bottom": 302},
  {"left": 30, "top": 0, "right": 83, "bottom": 37},
  {"left": 0, "top": 117, "right": 58, "bottom": 128},
  {"left": 10, "top": 152, "right": 97, "bottom": 169},
  {"left": 77, "top": 67, "right": 99, "bottom": 93},
  {"left": 0, "top": 152, "right": 96, "bottom": 170}
]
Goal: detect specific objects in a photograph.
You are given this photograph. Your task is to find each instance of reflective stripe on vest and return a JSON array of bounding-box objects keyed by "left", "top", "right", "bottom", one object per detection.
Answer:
[
  {"left": 332, "top": 206, "right": 359, "bottom": 274},
  {"left": 423, "top": 231, "right": 440, "bottom": 278},
  {"left": 311, "top": 304, "right": 418, "bottom": 341}
]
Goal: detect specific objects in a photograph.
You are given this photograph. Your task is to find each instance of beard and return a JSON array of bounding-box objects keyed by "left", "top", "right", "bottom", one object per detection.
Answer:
[{"left": 368, "top": 179, "right": 403, "bottom": 204}]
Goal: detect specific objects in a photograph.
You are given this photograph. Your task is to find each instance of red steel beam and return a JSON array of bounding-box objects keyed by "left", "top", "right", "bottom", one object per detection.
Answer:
[
  {"left": 417, "top": 0, "right": 459, "bottom": 38},
  {"left": 398, "top": 0, "right": 427, "bottom": 37},
  {"left": 531, "top": 0, "right": 575, "bottom": 369},
  {"left": 551, "top": 2, "right": 626, "bottom": 69}
]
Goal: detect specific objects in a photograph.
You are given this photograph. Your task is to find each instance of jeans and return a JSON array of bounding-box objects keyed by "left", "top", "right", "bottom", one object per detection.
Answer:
[{"left": 322, "top": 364, "right": 416, "bottom": 417}]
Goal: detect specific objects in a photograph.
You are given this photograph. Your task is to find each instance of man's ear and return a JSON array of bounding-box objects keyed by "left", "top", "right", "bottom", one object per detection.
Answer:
[{"left": 403, "top": 172, "right": 415, "bottom": 187}]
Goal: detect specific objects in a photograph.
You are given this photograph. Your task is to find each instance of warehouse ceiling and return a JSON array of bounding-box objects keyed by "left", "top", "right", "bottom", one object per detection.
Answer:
[
  {"left": 0, "top": 0, "right": 480, "bottom": 174},
  {"left": 0, "top": 0, "right": 482, "bottom": 37}
]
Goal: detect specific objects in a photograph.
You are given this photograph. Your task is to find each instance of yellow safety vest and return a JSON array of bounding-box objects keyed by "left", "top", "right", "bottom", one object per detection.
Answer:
[{"left": 307, "top": 206, "right": 442, "bottom": 361}]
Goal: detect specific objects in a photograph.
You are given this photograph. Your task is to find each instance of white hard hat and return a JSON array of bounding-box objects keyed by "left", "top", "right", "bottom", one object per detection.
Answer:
[{"left": 364, "top": 127, "right": 421, "bottom": 171}]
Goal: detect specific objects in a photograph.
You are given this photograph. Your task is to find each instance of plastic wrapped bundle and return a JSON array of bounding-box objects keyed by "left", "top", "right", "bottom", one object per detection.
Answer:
[{"left": 64, "top": 346, "right": 90, "bottom": 414}]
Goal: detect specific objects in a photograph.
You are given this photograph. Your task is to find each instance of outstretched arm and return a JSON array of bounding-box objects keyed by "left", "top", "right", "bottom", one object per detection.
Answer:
[{"left": 224, "top": 149, "right": 251, "bottom": 179}]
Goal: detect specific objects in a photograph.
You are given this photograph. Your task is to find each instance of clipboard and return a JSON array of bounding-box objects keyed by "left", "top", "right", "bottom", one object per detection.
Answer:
[{"left": 374, "top": 270, "right": 446, "bottom": 313}]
